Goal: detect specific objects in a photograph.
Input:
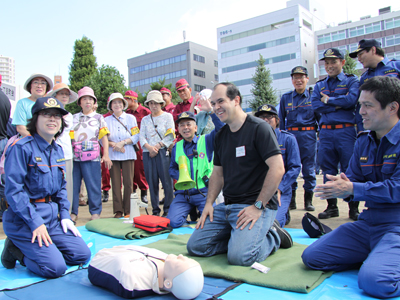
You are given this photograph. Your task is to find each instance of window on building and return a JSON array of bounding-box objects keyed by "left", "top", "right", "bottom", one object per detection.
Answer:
[
  {"left": 319, "top": 65, "right": 327, "bottom": 76},
  {"left": 194, "top": 84, "right": 206, "bottom": 92},
  {"left": 387, "top": 51, "right": 400, "bottom": 60},
  {"left": 214, "top": 74, "right": 219, "bottom": 81},
  {"left": 193, "top": 54, "right": 205, "bottom": 63},
  {"left": 385, "top": 17, "right": 400, "bottom": 30},
  {"left": 194, "top": 69, "right": 205, "bottom": 78},
  {"left": 302, "top": 19, "right": 312, "bottom": 31},
  {"left": 386, "top": 34, "right": 400, "bottom": 47},
  {"left": 214, "top": 60, "right": 218, "bottom": 67}
]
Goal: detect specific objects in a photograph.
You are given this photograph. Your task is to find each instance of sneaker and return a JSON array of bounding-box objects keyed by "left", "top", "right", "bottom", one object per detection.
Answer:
[
  {"left": 102, "top": 190, "right": 109, "bottom": 203},
  {"left": 1, "top": 238, "right": 25, "bottom": 269},
  {"left": 272, "top": 220, "right": 293, "bottom": 249}
]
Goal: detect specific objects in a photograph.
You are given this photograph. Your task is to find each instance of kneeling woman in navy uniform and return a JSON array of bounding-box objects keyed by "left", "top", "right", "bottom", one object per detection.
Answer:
[{"left": 1, "top": 97, "right": 91, "bottom": 278}]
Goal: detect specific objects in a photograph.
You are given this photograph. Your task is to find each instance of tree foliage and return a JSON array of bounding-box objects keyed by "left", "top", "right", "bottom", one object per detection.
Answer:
[
  {"left": 68, "top": 36, "right": 98, "bottom": 93},
  {"left": 343, "top": 50, "right": 360, "bottom": 77},
  {"left": 249, "top": 54, "right": 277, "bottom": 111},
  {"left": 138, "top": 78, "right": 181, "bottom": 105}
]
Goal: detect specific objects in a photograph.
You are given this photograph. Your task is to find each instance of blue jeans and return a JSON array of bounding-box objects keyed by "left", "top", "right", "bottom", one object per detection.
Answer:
[
  {"left": 167, "top": 192, "right": 207, "bottom": 228},
  {"left": 72, "top": 161, "right": 102, "bottom": 215},
  {"left": 187, "top": 203, "right": 280, "bottom": 266}
]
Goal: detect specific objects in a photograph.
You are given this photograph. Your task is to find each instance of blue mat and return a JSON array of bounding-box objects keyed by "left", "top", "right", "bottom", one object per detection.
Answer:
[{"left": 0, "top": 227, "right": 396, "bottom": 299}]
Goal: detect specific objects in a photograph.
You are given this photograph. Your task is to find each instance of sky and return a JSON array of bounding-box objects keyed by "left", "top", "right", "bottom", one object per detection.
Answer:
[{"left": 2, "top": 0, "right": 400, "bottom": 88}]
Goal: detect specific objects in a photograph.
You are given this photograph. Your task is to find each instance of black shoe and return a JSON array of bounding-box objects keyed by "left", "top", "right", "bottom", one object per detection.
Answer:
[
  {"left": 285, "top": 209, "right": 291, "bottom": 226},
  {"left": 152, "top": 212, "right": 160, "bottom": 216},
  {"left": 1, "top": 238, "right": 25, "bottom": 269},
  {"left": 159, "top": 198, "right": 165, "bottom": 205},
  {"left": 140, "top": 190, "right": 148, "bottom": 204},
  {"left": 318, "top": 206, "right": 339, "bottom": 219},
  {"left": 348, "top": 201, "right": 359, "bottom": 221},
  {"left": 304, "top": 191, "right": 315, "bottom": 211},
  {"left": 162, "top": 212, "right": 168, "bottom": 218},
  {"left": 102, "top": 190, "right": 109, "bottom": 203},
  {"left": 289, "top": 190, "right": 296, "bottom": 210},
  {"left": 189, "top": 207, "right": 198, "bottom": 222},
  {"left": 272, "top": 220, "right": 293, "bottom": 249}
]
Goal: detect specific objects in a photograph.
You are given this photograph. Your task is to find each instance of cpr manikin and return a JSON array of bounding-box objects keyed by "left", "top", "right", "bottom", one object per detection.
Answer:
[{"left": 88, "top": 245, "right": 204, "bottom": 300}]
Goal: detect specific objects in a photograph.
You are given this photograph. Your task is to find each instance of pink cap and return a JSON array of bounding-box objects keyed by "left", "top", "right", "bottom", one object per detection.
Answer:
[
  {"left": 175, "top": 78, "right": 189, "bottom": 91},
  {"left": 124, "top": 90, "right": 138, "bottom": 99},
  {"left": 160, "top": 87, "right": 171, "bottom": 95},
  {"left": 77, "top": 86, "right": 97, "bottom": 103}
]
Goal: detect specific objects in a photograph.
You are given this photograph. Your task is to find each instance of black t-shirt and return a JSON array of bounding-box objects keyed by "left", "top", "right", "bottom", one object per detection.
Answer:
[
  {"left": 214, "top": 115, "right": 281, "bottom": 209},
  {"left": 0, "top": 90, "right": 11, "bottom": 140}
]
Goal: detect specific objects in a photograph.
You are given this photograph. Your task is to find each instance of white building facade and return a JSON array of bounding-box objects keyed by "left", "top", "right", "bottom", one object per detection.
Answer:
[
  {"left": 217, "top": 0, "right": 326, "bottom": 110},
  {"left": 0, "top": 55, "right": 15, "bottom": 84}
]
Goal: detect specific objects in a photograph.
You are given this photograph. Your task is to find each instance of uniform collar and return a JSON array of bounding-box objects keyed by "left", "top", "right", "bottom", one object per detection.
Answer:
[
  {"left": 34, "top": 133, "right": 57, "bottom": 151},
  {"left": 275, "top": 128, "right": 281, "bottom": 139},
  {"left": 180, "top": 97, "right": 193, "bottom": 105},
  {"left": 183, "top": 134, "right": 199, "bottom": 145},
  {"left": 293, "top": 89, "right": 309, "bottom": 97},
  {"left": 379, "top": 120, "right": 400, "bottom": 145},
  {"left": 327, "top": 72, "right": 345, "bottom": 82},
  {"left": 377, "top": 57, "right": 390, "bottom": 68}
]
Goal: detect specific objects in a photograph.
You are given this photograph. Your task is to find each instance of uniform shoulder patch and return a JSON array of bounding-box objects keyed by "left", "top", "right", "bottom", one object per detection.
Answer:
[
  {"left": 357, "top": 131, "right": 369, "bottom": 138},
  {"left": 345, "top": 73, "right": 356, "bottom": 77},
  {"left": 13, "top": 135, "right": 33, "bottom": 146},
  {"left": 316, "top": 77, "right": 327, "bottom": 83}
]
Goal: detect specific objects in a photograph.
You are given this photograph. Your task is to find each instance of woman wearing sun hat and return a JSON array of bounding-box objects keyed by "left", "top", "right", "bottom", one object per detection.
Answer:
[
  {"left": 46, "top": 83, "right": 78, "bottom": 210},
  {"left": 104, "top": 93, "right": 139, "bottom": 218},
  {"left": 140, "top": 90, "right": 175, "bottom": 216},
  {"left": 1, "top": 96, "right": 90, "bottom": 278},
  {"left": 12, "top": 73, "right": 53, "bottom": 137},
  {"left": 70, "top": 87, "right": 111, "bottom": 222}
]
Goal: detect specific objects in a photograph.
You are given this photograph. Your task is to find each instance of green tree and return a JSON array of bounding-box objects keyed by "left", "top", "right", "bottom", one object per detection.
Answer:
[
  {"left": 343, "top": 50, "right": 360, "bottom": 77},
  {"left": 67, "top": 36, "right": 98, "bottom": 113},
  {"left": 249, "top": 54, "right": 277, "bottom": 111},
  {"left": 138, "top": 78, "right": 180, "bottom": 105},
  {"left": 82, "top": 65, "right": 128, "bottom": 115}
]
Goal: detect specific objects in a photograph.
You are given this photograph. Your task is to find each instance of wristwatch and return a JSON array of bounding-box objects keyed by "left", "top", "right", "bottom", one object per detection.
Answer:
[
  {"left": 124, "top": 140, "right": 127, "bottom": 145},
  {"left": 254, "top": 200, "right": 264, "bottom": 210}
]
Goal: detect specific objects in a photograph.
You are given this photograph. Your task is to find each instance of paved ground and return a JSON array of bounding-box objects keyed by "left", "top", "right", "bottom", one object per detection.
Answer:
[{"left": 0, "top": 175, "right": 359, "bottom": 239}]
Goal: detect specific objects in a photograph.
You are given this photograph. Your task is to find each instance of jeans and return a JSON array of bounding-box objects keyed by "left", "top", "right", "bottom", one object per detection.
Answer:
[
  {"left": 187, "top": 203, "right": 280, "bottom": 266},
  {"left": 168, "top": 192, "right": 206, "bottom": 228},
  {"left": 72, "top": 161, "right": 102, "bottom": 215}
]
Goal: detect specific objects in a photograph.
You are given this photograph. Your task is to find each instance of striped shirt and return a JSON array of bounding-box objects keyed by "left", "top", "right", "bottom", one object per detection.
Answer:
[{"left": 105, "top": 112, "right": 139, "bottom": 161}]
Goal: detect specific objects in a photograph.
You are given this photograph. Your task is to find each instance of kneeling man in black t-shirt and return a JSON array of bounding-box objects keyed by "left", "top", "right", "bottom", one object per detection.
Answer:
[{"left": 187, "top": 82, "right": 292, "bottom": 266}]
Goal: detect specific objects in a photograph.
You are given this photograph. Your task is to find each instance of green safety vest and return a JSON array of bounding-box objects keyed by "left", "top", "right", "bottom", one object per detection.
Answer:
[{"left": 175, "top": 135, "right": 213, "bottom": 189}]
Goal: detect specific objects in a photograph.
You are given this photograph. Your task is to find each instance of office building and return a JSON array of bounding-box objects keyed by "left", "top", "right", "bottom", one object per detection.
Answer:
[
  {"left": 127, "top": 42, "right": 218, "bottom": 95},
  {"left": 217, "top": 0, "right": 326, "bottom": 110},
  {"left": 315, "top": 7, "right": 400, "bottom": 79},
  {"left": 0, "top": 55, "right": 15, "bottom": 84}
]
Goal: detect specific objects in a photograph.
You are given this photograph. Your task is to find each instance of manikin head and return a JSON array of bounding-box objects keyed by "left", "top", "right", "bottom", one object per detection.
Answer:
[{"left": 163, "top": 254, "right": 204, "bottom": 300}]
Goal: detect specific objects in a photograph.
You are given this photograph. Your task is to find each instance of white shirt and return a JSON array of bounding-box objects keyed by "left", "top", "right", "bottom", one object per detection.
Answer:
[{"left": 56, "top": 113, "right": 73, "bottom": 160}]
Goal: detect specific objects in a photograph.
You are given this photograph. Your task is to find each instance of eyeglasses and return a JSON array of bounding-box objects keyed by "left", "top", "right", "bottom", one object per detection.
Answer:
[
  {"left": 178, "top": 122, "right": 195, "bottom": 128},
  {"left": 32, "top": 80, "right": 48, "bottom": 86},
  {"left": 259, "top": 114, "right": 275, "bottom": 120},
  {"left": 39, "top": 112, "right": 62, "bottom": 120}
]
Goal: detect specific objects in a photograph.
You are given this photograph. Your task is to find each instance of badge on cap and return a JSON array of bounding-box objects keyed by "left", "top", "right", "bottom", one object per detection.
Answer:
[
  {"left": 262, "top": 105, "right": 271, "bottom": 112},
  {"left": 44, "top": 98, "right": 61, "bottom": 108},
  {"left": 325, "top": 49, "right": 334, "bottom": 56},
  {"left": 294, "top": 67, "right": 303, "bottom": 73},
  {"left": 180, "top": 112, "right": 189, "bottom": 118}
]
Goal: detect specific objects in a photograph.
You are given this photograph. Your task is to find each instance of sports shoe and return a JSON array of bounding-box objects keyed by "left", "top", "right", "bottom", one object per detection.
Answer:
[
  {"left": 272, "top": 220, "right": 293, "bottom": 249},
  {"left": 1, "top": 238, "right": 25, "bottom": 269},
  {"left": 102, "top": 190, "right": 109, "bottom": 203}
]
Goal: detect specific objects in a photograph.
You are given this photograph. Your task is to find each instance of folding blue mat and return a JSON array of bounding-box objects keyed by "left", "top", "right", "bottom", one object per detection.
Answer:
[{"left": 0, "top": 226, "right": 397, "bottom": 300}]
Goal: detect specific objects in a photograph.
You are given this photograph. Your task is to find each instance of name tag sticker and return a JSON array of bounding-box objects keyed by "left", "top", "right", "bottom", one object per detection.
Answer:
[{"left": 236, "top": 146, "right": 245, "bottom": 157}]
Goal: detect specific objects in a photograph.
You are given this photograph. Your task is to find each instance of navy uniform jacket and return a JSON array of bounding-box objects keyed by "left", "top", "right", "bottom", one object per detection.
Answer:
[
  {"left": 346, "top": 121, "right": 400, "bottom": 209},
  {"left": 356, "top": 58, "right": 400, "bottom": 131},
  {"left": 5, "top": 134, "right": 69, "bottom": 231},
  {"left": 276, "top": 129, "right": 301, "bottom": 194},
  {"left": 169, "top": 113, "right": 224, "bottom": 196},
  {"left": 279, "top": 89, "right": 318, "bottom": 130},
  {"left": 311, "top": 72, "right": 359, "bottom": 125}
]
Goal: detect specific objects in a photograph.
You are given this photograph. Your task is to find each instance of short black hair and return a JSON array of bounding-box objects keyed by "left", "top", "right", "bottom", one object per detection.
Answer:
[
  {"left": 359, "top": 76, "right": 400, "bottom": 118},
  {"left": 27, "top": 113, "right": 66, "bottom": 140},
  {"left": 213, "top": 82, "right": 242, "bottom": 104},
  {"left": 365, "top": 46, "right": 385, "bottom": 57}
]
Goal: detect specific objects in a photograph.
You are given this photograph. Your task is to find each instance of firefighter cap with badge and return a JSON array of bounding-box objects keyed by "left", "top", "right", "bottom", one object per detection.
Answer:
[{"left": 31, "top": 97, "right": 68, "bottom": 116}]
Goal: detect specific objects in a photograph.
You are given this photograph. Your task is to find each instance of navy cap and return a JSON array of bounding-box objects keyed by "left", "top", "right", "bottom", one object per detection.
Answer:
[
  {"left": 177, "top": 111, "right": 196, "bottom": 124},
  {"left": 291, "top": 66, "right": 308, "bottom": 76},
  {"left": 31, "top": 97, "right": 68, "bottom": 116},
  {"left": 319, "top": 48, "right": 344, "bottom": 61},
  {"left": 302, "top": 213, "right": 332, "bottom": 238},
  {"left": 254, "top": 104, "right": 278, "bottom": 117},
  {"left": 349, "top": 39, "right": 382, "bottom": 58}
]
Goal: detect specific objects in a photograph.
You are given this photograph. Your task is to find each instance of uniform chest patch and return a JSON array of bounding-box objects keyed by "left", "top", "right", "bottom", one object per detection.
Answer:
[
  {"left": 35, "top": 157, "right": 42, "bottom": 162},
  {"left": 360, "top": 156, "right": 368, "bottom": 162}
]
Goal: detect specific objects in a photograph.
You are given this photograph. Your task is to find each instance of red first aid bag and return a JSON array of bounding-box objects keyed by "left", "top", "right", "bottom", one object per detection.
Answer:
[{"left": 133, "top": 215, "right": 172, "bottom": 233}]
